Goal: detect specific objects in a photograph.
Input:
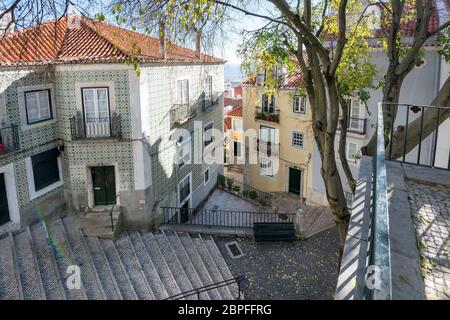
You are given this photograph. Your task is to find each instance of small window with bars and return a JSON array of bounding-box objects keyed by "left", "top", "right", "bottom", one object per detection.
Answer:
[{"left": 292, "top": 131, "right": 304, "bottom": 148}]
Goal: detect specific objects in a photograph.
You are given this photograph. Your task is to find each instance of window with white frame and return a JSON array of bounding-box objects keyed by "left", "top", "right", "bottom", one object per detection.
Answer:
[
  {"left": 82, "top": 88, "right": 110, "bottom": 121},
  {"left": 178, "top": 174, "right": 191, "bottom": 205},
  {"left": 262, "top": 94, "right": 275, "bottom": 113},
  {"left": 260, "top": 125, "right": 276, "bottom": 144},
  {"left": 349, "top": 99, "right": 363, "bottom": 131},
  {"left": 292, "top": 131, "right": 304, "bottom": 148},
  {"left": 293, "top": 95, "right": 306, "bottom": 114},
  {"left": 259, "top": 158, "right": 273, "bottom": 177},
  {"left": 347, "top": 142, "right": 359, "bottom": 161},
  {"left": 204, "top": 167, "right": 210, "bottom": 185},
  {"left": 204, "top": 76, "right": 212, "bottom": 99},
  {"left": 204, "top": 122, "right": 214, "bottom": 147},
  {"left": 177, "top": 134, "right": 191, "bottom": 168},
  {"left": 232, "top": 119, "right": 242, "bottom": 132},
  {"left": 177, "top": 79, "right": 189, "bottom": 105},
  {"left": 25, "top": 89, "right": 52, "bottom": 124}
]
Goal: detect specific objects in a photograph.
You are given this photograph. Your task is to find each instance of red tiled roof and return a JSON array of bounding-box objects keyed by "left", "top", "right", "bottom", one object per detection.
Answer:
[
  {"left": 0, "top": 15, "right": 224, "bottom": 66},
  {"left": 226, "top": 105, "right": 242, "bottom": 117},
  {"left": 224, "top": 97, "right": 243, "bottom": 108},
  {"left": 224, "top": 116, "right": 232, "bottom": 132}
]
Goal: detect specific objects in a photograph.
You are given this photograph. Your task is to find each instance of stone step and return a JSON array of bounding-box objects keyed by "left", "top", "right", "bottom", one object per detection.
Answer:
[
  {"left": 61, "top": 217, "right": 106, "bottom": 300},
  {"left": 141, "top": 232, "right": 181, "bottom": 298},
  {"left": 13, "top": 230, "right": 43, "bottom": 299},
  {"left": 177, "top": 233, "right": 224, "bottom": 300},
  {"left": 191, "top": 237, "right": 234, "bottom": 300},
  {"left": 153, "top": 233, "right": 195, "bottom": 298},
  {"left": 113, "top": 234, "right": 154, "bottom": 299},
  {"left": 29, "top": 224, "right": 66, "bottom": 300},
  {"left": 162, "top": 231, "right": 212, "bottom": 300},
  {"left": 82, "top": 235, "right": 123, "bottom": 300},
  {"left": 0, "top": 234, "right": 20, "bottom": 299},
  {"left": 128, "top": 232, "right": 169, "bottom": 299},
  {"left": 45, "top": 219, "right": 87, "bottom": 300},
  {"left": 201, "top": 235, "right": 239, "bottom": 299},
  {"left": 98, "top": 239, "right": 138, "bottom": 300}
]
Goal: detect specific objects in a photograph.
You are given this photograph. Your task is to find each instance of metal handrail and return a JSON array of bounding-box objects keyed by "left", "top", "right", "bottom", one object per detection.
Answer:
[
  {"left": 217, "top": 174, "right": 272, "bottom": 206},
  {"left": 109, "top": 194, "right": 120, "bottom": 233},
  {"left": 165, "top": 275, "right": 246, "bottom": 300},
  {"left": 365, "top": 102, "right": 392, "bottom": 300}
]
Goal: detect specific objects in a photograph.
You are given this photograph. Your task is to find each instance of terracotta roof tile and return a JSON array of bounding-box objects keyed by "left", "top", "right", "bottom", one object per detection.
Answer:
[
  {"left": 224, "top": 97, "right": 242, "bottom": 108},
  {"left": 0, "top": 15, "right": 224, "bottom": 66},
  {"left": 226, "top": 105, "right": 242, "bottom": 117},
  {"left": 224, "top": 116, "right": 231, "bottom": 131}
]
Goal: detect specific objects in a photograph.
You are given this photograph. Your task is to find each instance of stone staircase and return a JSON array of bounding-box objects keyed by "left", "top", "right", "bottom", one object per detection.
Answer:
[
  {"left": 0, "top": 216, "right": 239, "bottom": 300},
  {"left": 78, "top": 209, "right": 121, "bottom": 239}
]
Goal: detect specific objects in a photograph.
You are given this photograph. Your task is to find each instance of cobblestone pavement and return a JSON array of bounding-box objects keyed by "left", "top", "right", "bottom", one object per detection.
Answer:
[
  {"left": 408, "top": 181, "right": 450, "bottom": 300},
  {"left": 214, "top": 228, "right": 339, "bottom": 299}
]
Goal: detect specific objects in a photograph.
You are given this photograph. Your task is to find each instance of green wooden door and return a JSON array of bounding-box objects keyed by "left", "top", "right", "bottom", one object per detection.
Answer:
[
  {"left": 92, "top": 166, "right": 116, "bottom": 206},
  {"left": 0, "top": 173, "right": 10, "bottom": 225},
  {"left": 288, "top": 168, "right": 301, "bottom": 196}
]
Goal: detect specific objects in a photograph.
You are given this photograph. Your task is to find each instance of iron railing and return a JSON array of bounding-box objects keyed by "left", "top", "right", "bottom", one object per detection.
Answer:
[
  {"left": 161, "top": 206, "right": 295, "bottom": 229},
  {"left": 70, "top": 114, "right": 122, "bottom": 140},
  {"left": 384, "top": 103, "right": 450, "bottom": 170},
  {"left": 0, "top": 125, "right": 20, "bottom": 155},
  {"left": 170, "top": 103, "right": 197, "bottom": 127},
  {"left": 165, "top": 275, "right": 246, "bottom": 300},
  {"left": 255, "top": 107, "right": 280, "bottom": 123},
  {"left": 338, "top": 117, "right": 367, "bottom": 134},
  {"left": 254, "top": 138, "right": 280, "bottom": 157},
  {"left": 217, "top": 174, "right": 272, "bottom": 206},
  {"left": 365, "top": 102, "right": 392, "bottom": 300}
]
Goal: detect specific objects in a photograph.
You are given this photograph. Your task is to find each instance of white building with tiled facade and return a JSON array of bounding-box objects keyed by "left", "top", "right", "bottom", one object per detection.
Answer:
[{"left": 0, "top": 15, "right": 224, "bottom": 234}]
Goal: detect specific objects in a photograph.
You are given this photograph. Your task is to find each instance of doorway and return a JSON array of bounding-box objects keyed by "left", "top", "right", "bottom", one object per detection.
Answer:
[
  {"left": 288, "top": 167, "right": 302, "bottom": 196},
  {"left": 91, "top": 166, "right": 116, "bottom": 206},
  {"left": 0, "top": 173, "right": 10, "bottom": 225}
]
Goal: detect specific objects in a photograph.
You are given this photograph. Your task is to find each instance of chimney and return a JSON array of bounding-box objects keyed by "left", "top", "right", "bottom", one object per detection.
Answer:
[
  {"left": 195, "top": 31, "right": 201, "bottom": 59},
  {"left": 159, "top": 20, "right": 166, "bottom": 61},
  {"left": 0, "top": 11, "right": 14, "bottom": 36}
]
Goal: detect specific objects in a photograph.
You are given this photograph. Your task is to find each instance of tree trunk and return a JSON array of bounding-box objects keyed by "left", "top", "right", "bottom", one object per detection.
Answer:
[
  {"left": 388, "top": 75, "right": 450, "bottom": 159},
  {"left": 338, "top": 96, "right": 356, "bottom": 193}
]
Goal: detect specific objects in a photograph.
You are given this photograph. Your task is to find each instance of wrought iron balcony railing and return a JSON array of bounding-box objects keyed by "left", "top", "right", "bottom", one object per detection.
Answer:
[
  {"left": 0, "top": 125, "right": 20, "bottom": 156},
  {"left": 338, "top": 117, "right": 367, "bottom": 134},
  {"left": 255, "top": 107, "right": 280, "bottom": 123},
  {"left": 170, "top": 103, "right": 197, "bottom": 127},
  {"left": 254, "top": 139, "right": 279, "bottom": 157},
  {"left": 70, "top": 114, "right": 122, "bottom": 140}
]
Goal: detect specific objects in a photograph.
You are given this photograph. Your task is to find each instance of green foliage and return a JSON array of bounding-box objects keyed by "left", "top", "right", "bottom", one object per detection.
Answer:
[
  {"left": 218, "top": 174, "right": 226, "bottom": 188},
  {"left": 248, "top": 191, "right": 258, "bottom": 200},
  {"left": 438, "top": 28, "right": 450, "bottom": 63},
  {"left": 226, "top": 177, "right": 234, "bottom": 191},
  {"left": 232, "top": 185, "right": 241, "bottom": 193}
]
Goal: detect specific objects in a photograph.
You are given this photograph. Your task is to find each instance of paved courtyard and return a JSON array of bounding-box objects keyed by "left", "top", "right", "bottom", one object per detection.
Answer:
[
  {"left": 214, "top": 228, "right": 340, "bottom": 299},
  {"left": 408, "top": 181, "right": 450, "bottom": 300}
]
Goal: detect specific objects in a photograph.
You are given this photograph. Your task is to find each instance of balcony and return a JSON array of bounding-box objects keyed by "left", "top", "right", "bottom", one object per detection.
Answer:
[
  {"left": 255, "top": 107, "right": 280, "bottom": 124},
  {"left": 170, "top": 103, "right": 197, "bottom": 127},
  {"left": 336, "top": 103, "right": 450, "bottom": 300},
  {"left": 337, "top": 117, "right": 367, "bottom": 134},
  {"left": 70, "top": 114, "right": 122, "bottom": 140},
  {"left": 0, "top": 125, "right": 20, "bottom": 156},
  {"left": 254, "top": 139, "right": 279, "bottom": 157}
]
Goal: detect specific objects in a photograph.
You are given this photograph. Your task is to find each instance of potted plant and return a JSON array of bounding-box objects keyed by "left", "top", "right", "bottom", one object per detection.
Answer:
[
  {"left": 226, "top": 177, "right": 234, "bottom": 191},
  {"left": 218, "top": 174, "right": 226, "bottom": 188}
]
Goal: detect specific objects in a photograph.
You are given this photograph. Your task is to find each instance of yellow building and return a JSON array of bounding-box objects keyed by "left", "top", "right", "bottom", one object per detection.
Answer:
[
  {"left": 242, "top": 72, "right": 317, "bottom": 204},
  {"left": 224, "top": 105, "right": 244, "bottom": 163}
]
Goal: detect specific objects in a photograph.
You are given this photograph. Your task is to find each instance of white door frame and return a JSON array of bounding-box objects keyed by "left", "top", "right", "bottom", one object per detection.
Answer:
[{"left": 0, "top": 163, "right": 20, "bottom": 225}]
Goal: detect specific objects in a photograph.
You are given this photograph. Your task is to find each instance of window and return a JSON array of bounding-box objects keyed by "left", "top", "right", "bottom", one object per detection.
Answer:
[
  {"left": 204, "top": 122, "right": 214, "bottom": 147},
  {"left": 204, "top": 167, "right": 210, "bottom": 185},
  {"left": 293, "top": 95, "right": 306, "bottom": 114},
  {"left": 178, "top": 174, "right": 191, "bottom": 204},
  {"left": 262, "top": 94, "right": 275, "bottom": 113},
  {"left": 349, "top": 99, "right": 363, "bottom": 132},
  {"left": 259, "top": 158, "right": 273, "bottom": 177},
  {"left": 82, "top": 88, "right": 110, "bottom": 121},
  {"left": 204, "top": 76, "right": 212, "bottom": 99},
  {"left": 292, "top": 131, "right": 304, "bottom": 148},
  {"left": 25, "top": 90, "right": 52, "bottom": 124},
  {"left": 260, "top": 125, "right": 276, "bottom": 144},
  {"left": 347, "top": 142, "right": 359, "bottom": 161},
  {"left": 177, "top": 79, "right": 189, "bottom": 105},
  {"left": 177, "top": 134, "right": 191, "bottom": 168},
  {"left": 232, "top": 119, "right": 242, "bottom": 132},
  {"left": 31, "top": 148, "right": 60, "bottom": 191},
  {"left": 345, "top": 191, "right": 354, "bottom": 209}
]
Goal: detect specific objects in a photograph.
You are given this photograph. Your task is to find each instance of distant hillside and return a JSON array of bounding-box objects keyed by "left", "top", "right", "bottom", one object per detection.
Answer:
[{"left": 224, "top": 63, "right": 243, "bottom": 82}]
